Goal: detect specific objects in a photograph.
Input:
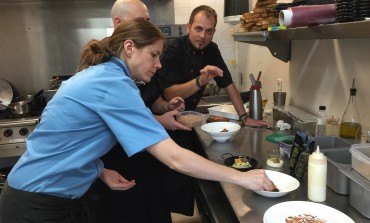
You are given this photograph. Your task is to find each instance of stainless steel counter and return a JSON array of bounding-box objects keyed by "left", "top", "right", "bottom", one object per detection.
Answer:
[{"left": 194, "top": 115, "right": 369, "bottom": 223}]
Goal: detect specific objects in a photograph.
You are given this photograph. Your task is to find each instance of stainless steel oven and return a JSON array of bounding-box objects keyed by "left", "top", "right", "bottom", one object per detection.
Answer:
[{"left": 0, "top": 116, "right": 40, "bottom": 191}]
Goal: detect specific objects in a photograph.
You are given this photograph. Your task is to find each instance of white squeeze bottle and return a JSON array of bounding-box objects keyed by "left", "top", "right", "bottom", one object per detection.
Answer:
[{"left": 308, "top": 146, "right": 327, "bottom": 202}]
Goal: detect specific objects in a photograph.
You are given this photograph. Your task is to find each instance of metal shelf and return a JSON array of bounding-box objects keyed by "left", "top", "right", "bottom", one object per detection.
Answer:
[{"left": 233, "top": 20, "right": 370, "bottom": 62}]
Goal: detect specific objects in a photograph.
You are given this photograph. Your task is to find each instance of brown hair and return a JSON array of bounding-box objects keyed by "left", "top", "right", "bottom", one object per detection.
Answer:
[
  {"left": 188, "top": 5, "right": 217, "bottom": 26},
  {"left": 77, "top": 18, "right": 163, "bottom": 71}
]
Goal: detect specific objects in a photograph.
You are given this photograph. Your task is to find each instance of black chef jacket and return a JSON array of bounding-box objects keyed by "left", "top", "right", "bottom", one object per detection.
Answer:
[{"left": 157, "top": 35, "right": 234, "bottom": 111}]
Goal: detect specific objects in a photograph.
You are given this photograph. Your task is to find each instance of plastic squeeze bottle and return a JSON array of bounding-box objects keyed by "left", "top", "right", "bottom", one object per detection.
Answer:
[{"left": 307, "top": 146, "right": 327, "bottom": 202}]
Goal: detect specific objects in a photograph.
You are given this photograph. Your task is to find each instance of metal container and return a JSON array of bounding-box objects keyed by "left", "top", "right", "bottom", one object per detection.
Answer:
[
  {"left": 341, "top": 167, "right": 370, "bottom": 219},
  {"left": 249, "top": 89, "right": 262, "bottom": 120},
  {"left": 324, "top": 149, "right": 351, "bottom": 195}
]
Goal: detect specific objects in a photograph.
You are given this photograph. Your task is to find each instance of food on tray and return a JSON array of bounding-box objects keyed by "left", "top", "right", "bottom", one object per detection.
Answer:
[
  {"left": 285, "top": 214, "right": 327, "bottom": 223},
  {"left": 176, "top": 112, "right": 204, "bottom": 128},
  {"left": 232, "top": 156, "right": 252, "bottom": 169},
  {"left": 206, "top": 115, "right": 230, "bottom": 123},
  {"left": 220, "top": 128, "right": 229, "bottom": 132}
]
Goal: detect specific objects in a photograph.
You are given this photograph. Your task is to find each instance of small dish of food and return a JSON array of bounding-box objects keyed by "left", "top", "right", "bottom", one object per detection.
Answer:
[
  {"left": 221, "top": 153, "right": 258, "bottom": 172},
  {"left": 201, "top": 122, "right": 241, "bottom": 142},
  {"left": 253, "top": 170, "right": 299, "bottom": 198},
  {"left": 266, "top": 148, "right": 284, "bottom": 168}
]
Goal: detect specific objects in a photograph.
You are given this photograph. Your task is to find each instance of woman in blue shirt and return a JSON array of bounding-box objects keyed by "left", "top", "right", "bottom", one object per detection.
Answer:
[{"left": 0, "top": 18, "right": 274, "bottom": 223}]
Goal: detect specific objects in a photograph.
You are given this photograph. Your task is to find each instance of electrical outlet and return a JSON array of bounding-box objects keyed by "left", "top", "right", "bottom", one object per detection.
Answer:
[{"left": 277, "top": 79, "right": 283, "bottom": 91}]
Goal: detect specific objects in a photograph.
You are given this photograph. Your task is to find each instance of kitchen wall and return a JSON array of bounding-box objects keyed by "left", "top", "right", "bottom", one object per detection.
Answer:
[
  {"left": 235, "top": 0, "right": 370, "bottom": 127},
  {"left": 0, "top": 0, "right": 174, "bottom": 97},
  {"left": 173, "top": 0, "right": 370, "bottom": 127}
]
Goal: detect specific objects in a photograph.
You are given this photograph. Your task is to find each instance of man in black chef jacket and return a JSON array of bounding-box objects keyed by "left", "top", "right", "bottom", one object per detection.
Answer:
[
  {"left": 90, "top": 1, "right": 191, "bottom": 223},
  {"left": 155, "top": 4, "right": 271, "bottom": 216}
]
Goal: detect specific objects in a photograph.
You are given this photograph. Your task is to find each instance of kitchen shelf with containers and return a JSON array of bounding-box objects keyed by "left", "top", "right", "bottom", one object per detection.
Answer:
[{"left": 233, "top": 20, "right": 370, "bottom": 62}]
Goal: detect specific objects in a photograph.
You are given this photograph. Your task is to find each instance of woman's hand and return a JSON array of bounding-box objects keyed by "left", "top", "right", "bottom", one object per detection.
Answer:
[
  {"left": 99, "top": 168, "right": 136, "bottom": 191},
  {"left": 238, "top": 169, "right": 274, "bottom": 191},
  {"left": 167, "top": 96, "right": 185, "bottom": 112}
]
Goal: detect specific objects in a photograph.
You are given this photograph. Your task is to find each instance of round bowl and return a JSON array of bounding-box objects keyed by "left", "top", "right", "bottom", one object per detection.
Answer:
[
  {"left": 253, "top": 170, "right": 300, "bottom": 198},
  {"left": 201, "top": 122, "right": 241, "bottom": 142}
]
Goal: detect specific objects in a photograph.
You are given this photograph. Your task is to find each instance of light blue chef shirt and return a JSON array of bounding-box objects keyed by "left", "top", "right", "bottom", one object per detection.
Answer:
[{"left": 7, "top": 57, "right": 169, "bottom": 199}]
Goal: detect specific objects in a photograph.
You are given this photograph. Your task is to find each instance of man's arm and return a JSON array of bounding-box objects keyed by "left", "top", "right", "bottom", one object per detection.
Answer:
[
  {"left": 225, "top": 83, "right": 272, "bottom": 127},
  {"left": 163, "top": 65, "right": 224, "bottom": 101}
]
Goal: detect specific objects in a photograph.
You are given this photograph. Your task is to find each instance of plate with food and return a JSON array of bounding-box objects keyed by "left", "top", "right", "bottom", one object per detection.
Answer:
[
  {"left": 221, "top": 153, "right": 258, "bottom": 172},
  {"left": 254, "top": 170, "right": 299, "bottom": 198},
  {"left": 263, "top": 201, "right": 355, "bottom": 223}
]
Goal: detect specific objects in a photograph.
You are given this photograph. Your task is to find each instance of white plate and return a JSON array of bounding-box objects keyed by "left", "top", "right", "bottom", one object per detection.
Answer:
[
  {"left": 254, "top": 170, "right": 299, "bottom": 198},
  {"left": 208, "top": 105, "right": 248, "bottom": 120},
  {"left": 264, "top": 201, "right": 355, "bottom": 223}
]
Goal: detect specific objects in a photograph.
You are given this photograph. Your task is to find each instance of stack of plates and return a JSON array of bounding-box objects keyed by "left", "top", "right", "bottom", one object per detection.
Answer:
[
  {"left": 336, "top": 0, "right": 357, "bottom": 22},
  {"left": 357, "top": 0, "right": 370, "bottom": 20},
  {"left": 336, "top": 0, "right": 370, "bottom": 22}
]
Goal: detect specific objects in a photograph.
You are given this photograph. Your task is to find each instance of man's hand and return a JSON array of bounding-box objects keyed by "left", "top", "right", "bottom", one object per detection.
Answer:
[
  {"left": 167, "top": 96, "right": 185, "bottom": 112},
  {"left": 243, "top": 117, "right": 272, "bottom": 128},
  {"left": 99, "top": 168, "right": 136, "bottom": 191},
  {"left": 155, "top": 110, "right": 192, "bottom": 131},
  {"left": 199, "top": 65, "right": 224, "bottom": 85}
]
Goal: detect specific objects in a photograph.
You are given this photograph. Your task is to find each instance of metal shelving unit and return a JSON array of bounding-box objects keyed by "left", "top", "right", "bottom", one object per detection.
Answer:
[{"left": 233, "top": 20, "right": 370, "bottom": 62}]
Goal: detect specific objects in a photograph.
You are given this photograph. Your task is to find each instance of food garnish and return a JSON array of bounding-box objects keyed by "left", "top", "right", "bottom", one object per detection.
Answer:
[
  {"left": 271, "top": 182, "right": 279, "bottom": 192},
  {"left": 232, "top": 156, "right": 252, "bottom": 169},
  {"left": 285, "top": 214, "right": 327, "bottom": 223},
  {"left": 220, "top": 128, "right": 229, "bottom": 132}
]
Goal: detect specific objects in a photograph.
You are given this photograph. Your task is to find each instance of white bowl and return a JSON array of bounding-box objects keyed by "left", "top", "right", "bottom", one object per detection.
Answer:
[
  {"left": 253, "top": 170, "right": 300, "bottom": 198},
  {"left": 201, "top": 122, "right": 241, "bottom": 142}
]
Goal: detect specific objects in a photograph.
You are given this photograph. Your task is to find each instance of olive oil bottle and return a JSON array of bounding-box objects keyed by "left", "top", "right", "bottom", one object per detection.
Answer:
[{"left": 340, "top": 79, "right": 361, "bottom": 139}]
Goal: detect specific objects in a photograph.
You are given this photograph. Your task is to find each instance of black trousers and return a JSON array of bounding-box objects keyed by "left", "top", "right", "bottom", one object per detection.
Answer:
[
  {"left": 0, "top": 183, "right": 91, "bottom": 223},
  {"left": 90, "top": 146, "right": 172, "bottom": 223}
]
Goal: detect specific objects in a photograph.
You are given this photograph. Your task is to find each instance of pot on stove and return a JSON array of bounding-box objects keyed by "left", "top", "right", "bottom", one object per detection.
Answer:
[{"left": 7, "top": 90, "right": 46, "bottom": 115}]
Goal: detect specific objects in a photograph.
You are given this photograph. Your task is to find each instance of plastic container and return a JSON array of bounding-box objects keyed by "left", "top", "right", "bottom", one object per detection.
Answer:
[
  {"left": 176, "top": 111, "right": 206, "bottom": 128},
  {"left": 308, "top": 146, "right": 327, "bottom": 202},
  {"left": 349, "top": 144, "right": 370, "bottom": 181}
]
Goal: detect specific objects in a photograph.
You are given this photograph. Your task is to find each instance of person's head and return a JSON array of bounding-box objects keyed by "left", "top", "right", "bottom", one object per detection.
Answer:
[
  {"left": 111, "top": 0, "right": 150, "bottom": 29},
  {"left": 77, "top": 18, "right": 164, "bottom": 83},
  {"left": 187, "top": 5, "right": 217, "bottom": 50}
]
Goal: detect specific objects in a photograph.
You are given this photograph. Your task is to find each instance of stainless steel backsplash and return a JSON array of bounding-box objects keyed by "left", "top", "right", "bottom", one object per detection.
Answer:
[{"left": 0, "top": 0, "right": 174, "bottom": 96}]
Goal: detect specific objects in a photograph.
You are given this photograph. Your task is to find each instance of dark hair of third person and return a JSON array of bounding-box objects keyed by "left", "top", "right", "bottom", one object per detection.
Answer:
[
  {"left": 77, "top": 18, "right": 164, "bottom": 72},
  {"left": 188, "top": 5, "right": 218, "bottom": 26}
]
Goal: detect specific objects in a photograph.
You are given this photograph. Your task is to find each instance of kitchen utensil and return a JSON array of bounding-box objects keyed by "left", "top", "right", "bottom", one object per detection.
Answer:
[
  {"left": 7, "top": 100, "right": 33, "bottom": 115},
  {"left": 221, "top": 153, "right": 258, "bottom": 172},
  {"left": 249, "top": 88, "right": 262, "bottom": 120},
  {"left": 253, "top": 170, "right": 299, "bottom": 197},
  {"left": 0, "top": 79, "right": 13, "bottom": 110}
]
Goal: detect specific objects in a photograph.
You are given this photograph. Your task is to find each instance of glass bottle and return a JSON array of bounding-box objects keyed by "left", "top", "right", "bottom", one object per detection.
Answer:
[
  {"left": 340, "top": 79, "right": 361, "bottom": 139},
  {"left": 315, "top": 105, "right": 326, "bottom": 137}
]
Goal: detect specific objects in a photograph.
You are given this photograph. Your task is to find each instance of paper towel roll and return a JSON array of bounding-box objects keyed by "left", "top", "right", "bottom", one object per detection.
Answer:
[{"left": 279, "top": 4, "right": 337, "bottom": 28}]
